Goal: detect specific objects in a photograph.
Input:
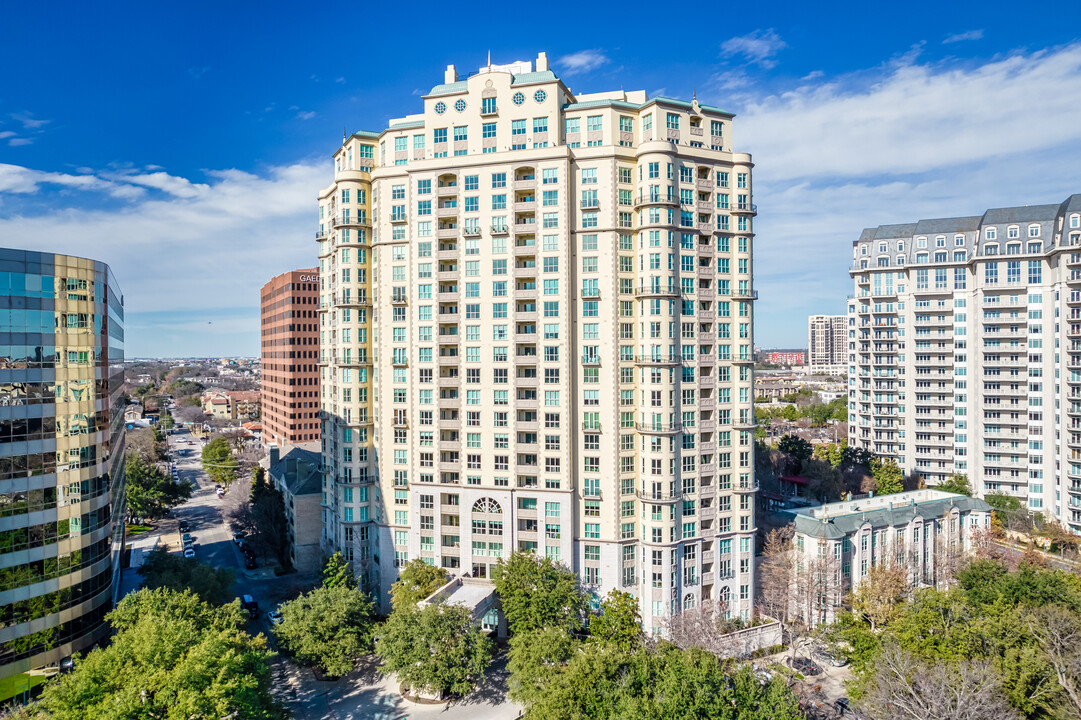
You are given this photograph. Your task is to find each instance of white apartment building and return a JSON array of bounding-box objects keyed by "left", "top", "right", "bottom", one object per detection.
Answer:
[
  {"left": 789, "top": 489, "right": 991, "bottom": 626},
  {"left": 316, "top": 53, "right": 759, "bottom": 631},
  {"left": 847, "top": 195, "right": 1081, "bottom": 534},
  {"left": 807, "top": 314, "right": 847, "bottom": 374}
]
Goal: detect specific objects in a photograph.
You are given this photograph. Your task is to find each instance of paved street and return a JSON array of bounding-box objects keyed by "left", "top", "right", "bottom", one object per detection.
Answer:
[{"left": 120, "top": 426, "right": 520, "bottom": 719}]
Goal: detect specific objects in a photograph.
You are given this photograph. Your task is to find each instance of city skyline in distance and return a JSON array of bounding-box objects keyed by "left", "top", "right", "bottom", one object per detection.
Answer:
[{"left": 1, "top": 4, "right": 1080, "bottom": 356}]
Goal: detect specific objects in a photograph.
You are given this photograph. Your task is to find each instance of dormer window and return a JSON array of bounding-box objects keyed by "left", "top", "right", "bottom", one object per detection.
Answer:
[
  {"left": 1071, "top": 214, "right": 1080, "bottom": 229},
  {"left": 1006, "top": 243, "right": 1021, "bottom": 255},
  {"left": 1028, "top": 224, "right": 1040, "bottom": 237},
  {"left": 1008, "top": 226, "right": 1019, "bottom": 239},
  {"left": 955, "top": 234, "right": 965, "bottom": 246},
  {"left": 878, "top": 242, "right": 887, "bottom": 253},
  {"left": 916, "top": 253, "right": 928, "bottom": 264},
  {"left": 897, "top": 241, "right": 904, "bottom": 252},
  {"left": 917, "top": 236, "right": 927, "bottom": 249},
  {"left": 861, "top": 245, "right": 868, "bottom": 255},
  {"left": 985, "top": 243, "right": 999, "bottom": 255},
  {"left": 896, "top": 255, "right": 905, "bottom": 266},
  {"left": 985, "top": 228, "right": 997, "bottom": 240},
  {"left": 935, "top": 235, "right": 946, "bottom": 247},
  {"left": 1027, "top": 242, "right": 1041, "bottom": 254}
]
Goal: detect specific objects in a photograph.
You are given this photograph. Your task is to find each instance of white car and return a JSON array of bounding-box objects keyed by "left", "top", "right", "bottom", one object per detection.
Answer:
[
  {"left": 266, "top": 610, "right": 284, "bottom": 625},
  {"left": 183, "top": 548, "right": 196, "bottom": 559}
]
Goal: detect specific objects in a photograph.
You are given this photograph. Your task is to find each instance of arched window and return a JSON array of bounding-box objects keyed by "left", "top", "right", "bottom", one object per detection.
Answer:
[
  {"left": 472, "top": 497, "right": 502, "bottom": 514},
  {"left": 683, "top": 593, "right": 696, "bottom": 610}
]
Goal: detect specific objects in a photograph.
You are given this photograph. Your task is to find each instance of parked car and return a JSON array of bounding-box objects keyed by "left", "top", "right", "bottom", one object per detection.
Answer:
[
  {"left": 233, "top": 532, "right": 246, "bottom": 544},
  {"left": 240, "top": 594, "right": 258, "bottom": 613},
  {"left": 244, "top": 556, "right": 257, "bottom": 570},
  {"left": 216, "top": 488, "right": 225, "bottom": 498},
  {"left": 178, "top": 520, "right": 189, "bottom": 532},
  {"left": 183, "top": 548, "right": 196, "bottom": 559},
  {"left": 266, "top": 610, "right": 283, "bottom": 625},
  {"left": 785, "top": 656, "right": 822, "bottom": 676}
]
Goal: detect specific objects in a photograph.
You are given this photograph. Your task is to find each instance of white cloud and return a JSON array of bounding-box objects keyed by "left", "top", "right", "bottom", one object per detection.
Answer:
[
  {"left": 557, "top": 49, "right": 610, "bottom": 76},
  {"left": 188, "top": 66, "right": 211, "bottom": 79},
  {"left": 10, "top": 112, "right": 48, "bottom": 130},
  {"left": 720, "top": 29, "right": 786, "bottom": 68},
  {"left": 944, "top": 29, "right": 984, "bottom": 44},
  {"left": 714, "top": 44, "right": 1081, "bottom": 346},
  {"left": 0, "top": 161, "right": 326, "bottom": 355},
  {"left": 106, "top": 171, "right": 210, "bottom": 198},
  {"left": 737, "top": 44, "right": 1081, "bottom": 182},
  {"left": 8, "top": 138, "right": 32, "bottom": 147},
  {"left": 296, "top": 110, "right": 317, "bottom": 120},
  {"left": 0, "top": 131, "right": 15, "bottom": 139}
]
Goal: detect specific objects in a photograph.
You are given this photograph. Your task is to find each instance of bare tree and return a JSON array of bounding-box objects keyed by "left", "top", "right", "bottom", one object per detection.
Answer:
[
  {"left": 792, "top": 544, "right": 843, "bottom": 630},
  {"left": 1026, "top": 604, "right": 1081, "bottom": 717},
  {"left": 757, "top": 527, "right": 795, "bottom": 629},
  {"left": 849, "top": 560, "right": 909, "bottom": 632},
  {"left": 860, "top": 644, "right": 1022, "bottom": 720},
  {"left": 664, "top": 599, "right": 751, "bottom": 658}
]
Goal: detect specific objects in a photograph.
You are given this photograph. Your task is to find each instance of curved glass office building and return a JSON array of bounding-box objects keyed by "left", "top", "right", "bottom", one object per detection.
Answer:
[{"left": 0, "top": 249, "right": 125, "bottom": 697}]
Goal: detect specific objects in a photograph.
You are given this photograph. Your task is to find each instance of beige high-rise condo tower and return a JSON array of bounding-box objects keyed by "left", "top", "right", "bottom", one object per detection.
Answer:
[
  {"left": 317, "top": 53, "right": 759, "bottom": 632},
  {"left": 807, "top": 314, "right": 847, "bottom": 375}
]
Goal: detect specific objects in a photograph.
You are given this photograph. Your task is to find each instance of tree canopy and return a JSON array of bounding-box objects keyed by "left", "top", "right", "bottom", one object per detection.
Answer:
[
  {"left": 136, "top": 546, "right": 234, "bottom": 606},
  {"left": 321, "top": 551, "right": 357, "bottom": 590},
  {"left": 201, "top": 437, "right": 238, "bottom": 485},
  {"left": 524, "top": 643, "right": 803, "bottom": 720},
  {"left": 492, "top": 551, "right": 587, "bottom": 634},
  {"left": 31, "top": 588, "right": 284, "bottom": 720},
  {"left": 124, "top": 454, "right": 191, "bottom": 522},
  {"left": 936, "top": 473, "right": 973, "bottom": 496},
  {"left": 376, "top": 602, "right": 493, "bottom": 698},
  {"left": 390, "top": 558, "right": 448, "bottom": 609},
  {"left": 829, "top": 558, "right": 1081, "bottom": 720},
  {"left": 274, "top": 585, "right": 376, "bottom": 677},
  {"left": 589, "top": 589, "right": 642, "bottom": 653}
]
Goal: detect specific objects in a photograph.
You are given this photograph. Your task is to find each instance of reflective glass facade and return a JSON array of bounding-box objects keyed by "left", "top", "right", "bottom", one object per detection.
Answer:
[{"left": 0, "top": 249, "right": 125, "bottom": 690}]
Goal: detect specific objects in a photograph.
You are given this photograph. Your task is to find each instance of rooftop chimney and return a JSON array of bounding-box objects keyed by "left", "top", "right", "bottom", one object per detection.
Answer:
[
  {"left": 536, "top": 51, "right": 549, "bottom": 72},
  {"left": 445, "top": 64, "right": 458, "bottom": 83},
  {"left": 269, "top": 443, "right": 279, "bottom": 468}
]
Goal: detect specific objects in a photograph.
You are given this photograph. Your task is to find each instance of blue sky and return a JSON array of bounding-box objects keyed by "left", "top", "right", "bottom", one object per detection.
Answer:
[{"left": 2, "top": 2, "right": 1081, "bottom": 357}]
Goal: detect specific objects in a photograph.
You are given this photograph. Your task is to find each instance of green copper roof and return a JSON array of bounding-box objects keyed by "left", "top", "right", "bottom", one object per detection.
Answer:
[
  {"left": 426, "top": 80, "right": 468, "bottom": 97},
  {"left": 510, "top": 70, "right": 558, "bottom": 86}
]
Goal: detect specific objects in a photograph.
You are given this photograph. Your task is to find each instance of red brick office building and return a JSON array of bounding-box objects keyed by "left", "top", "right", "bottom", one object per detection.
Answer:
[{"left": 261, "top": 269, "right": 320, "bottom": 447}]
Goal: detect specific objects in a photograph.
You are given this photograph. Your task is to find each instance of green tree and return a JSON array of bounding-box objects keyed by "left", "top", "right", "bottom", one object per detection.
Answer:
[
  {"left": 201, "top": 436, "right": 238, "bottom": 485},
  {"left": 870, "top": 456, "right": 904, "bottom": 495},
  {"left": 590, "top": 589, "right": 642, "bottom": 652},
  {"left": 34, "top": 588, "right": 284, "bottom": 720},
  {"left": 390, "top": 558, "right": 448, "bottom": 609},
  {"left": 376, "top": 603, "right": 493, "bottom": 698},
  {"left": 249, "top": 465, "right": 268, "bottom": 504},
  {"left": 124, "top": 454, "right": 192, "bottom": 521},
  {"left": 136, "top": 546, "right": 235, "bottom": 606},
  {"left": 507, "top": 626, "right": 580, "bottom": 706},
  {"left": 274, "top": 585, "right": 376, "bottom": 676},
  {"left": 937, "top": 473, "right": 973, "bottom": 496},
  {"left": 492, "top": 551, "right": 587, "bottom": 634},
  {"left": 322, "top": 551, "right": 357, "bottom": 589},
  {"left": 777, "top": 433, "right": 812, "bottom": 462}
]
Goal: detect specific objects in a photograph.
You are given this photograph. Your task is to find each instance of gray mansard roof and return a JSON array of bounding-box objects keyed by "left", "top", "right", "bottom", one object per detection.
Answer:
[{"left": 791, "top": 494, "right": 991, "bottom": 541}]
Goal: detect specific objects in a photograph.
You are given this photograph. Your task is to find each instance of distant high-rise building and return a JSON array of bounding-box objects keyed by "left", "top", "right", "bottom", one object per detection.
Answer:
[
  {"left": 0, "top": 249, "right": 125, "bottom": 698},
  {"left": 847, "top": 194, "right": 1081, "bottom": 533},
  {"left": 317, "top": 53, "right": 760, "bottom": 630},
  {"left": 260, "top": 269, "right": 320, "bottom": 447},
  {"left": 807, "top": 314, "right": 847, "bottom": 374}
]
